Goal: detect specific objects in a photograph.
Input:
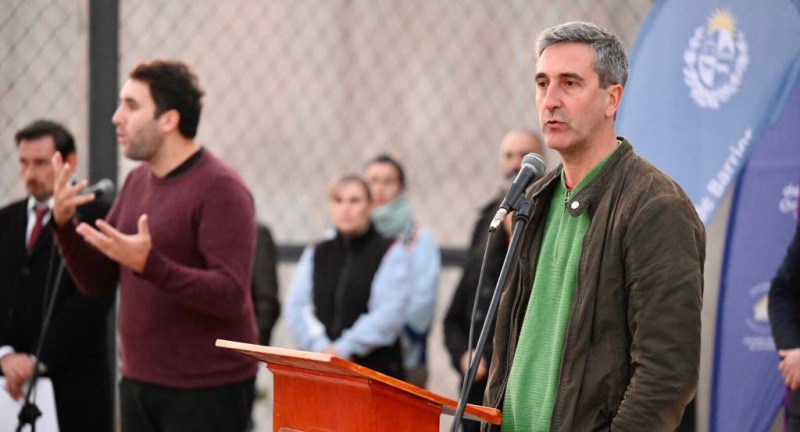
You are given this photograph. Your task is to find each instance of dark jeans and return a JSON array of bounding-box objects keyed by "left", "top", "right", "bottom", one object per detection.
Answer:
[{"left": 120, "top": 376, "right": 255, "bottom": 432}]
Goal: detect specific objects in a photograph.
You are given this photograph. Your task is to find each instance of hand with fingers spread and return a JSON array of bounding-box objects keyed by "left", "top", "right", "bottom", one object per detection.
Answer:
[
  {"left": 51, "top": 152, "right": 97, "bottom": 227},
  {"left": 76, "top": 214, "right": 152, "bottom": 273}
]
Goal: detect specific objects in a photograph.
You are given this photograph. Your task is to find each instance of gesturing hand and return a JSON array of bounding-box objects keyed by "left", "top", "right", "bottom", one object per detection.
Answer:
[
  {"left": 51, "top": 152, "right": 96, "bottom": 227},
  {"left": 76, "top": 214, "right": 152, "bottom": 273}
]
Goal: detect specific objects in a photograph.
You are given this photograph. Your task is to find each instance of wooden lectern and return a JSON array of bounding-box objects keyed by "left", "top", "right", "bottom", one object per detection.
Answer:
[{"left": 216, "top": 339, "right": 501, "bottom": 432}]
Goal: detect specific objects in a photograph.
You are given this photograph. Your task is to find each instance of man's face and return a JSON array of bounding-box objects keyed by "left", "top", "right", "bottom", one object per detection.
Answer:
[
  {"left": 329, "top": 181, "right": 372, "bottom": 236},
  {"left": 364, "top": 162, "right": 404, "bottom": 207},
  {"left": 112, "top": 79, "right": 164, "bottom": 161},
  {"left": 500, "top": 132, "right": 542, "bottom": 180},
  {"left": 535, "top": 42, "right": 615, "bottom": 155},
  {"left": 18, "top": 136, "right": 57, "bottom": 201}
]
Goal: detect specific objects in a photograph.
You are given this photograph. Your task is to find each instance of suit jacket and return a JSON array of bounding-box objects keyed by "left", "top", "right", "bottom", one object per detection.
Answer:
[
  {"left": 444, "top": 194, "right": 507, "bottom": 429},
  {"left": 0, "top": 198, "right": 114, "bottom": 432},
  {"left": 251, "top": 223, "right": 280, "bottom": 346}
]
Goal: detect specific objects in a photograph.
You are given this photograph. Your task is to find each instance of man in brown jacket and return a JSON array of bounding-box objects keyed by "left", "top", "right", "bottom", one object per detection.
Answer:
[{"left": 482, "top": 22, "right": 705, "bottom": 431}]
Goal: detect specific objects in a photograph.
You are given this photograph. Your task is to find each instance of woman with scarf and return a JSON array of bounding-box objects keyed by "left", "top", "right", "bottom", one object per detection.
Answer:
[{"left": 364, "top": 154, "right": 441, "bottom": 388}]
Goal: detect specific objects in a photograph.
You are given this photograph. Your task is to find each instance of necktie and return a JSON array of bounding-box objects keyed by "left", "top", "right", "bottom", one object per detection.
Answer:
[{"left": 28, "top": 206, "right": 49, "bottom": 252}]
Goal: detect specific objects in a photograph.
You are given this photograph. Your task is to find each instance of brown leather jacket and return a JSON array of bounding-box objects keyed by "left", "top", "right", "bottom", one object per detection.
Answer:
[{"left": 483, "top": 139, "right": 705, "bottom": 431}]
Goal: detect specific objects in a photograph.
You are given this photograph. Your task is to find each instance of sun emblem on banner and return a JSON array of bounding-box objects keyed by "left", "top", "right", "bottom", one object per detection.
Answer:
[
  {"left": 745, "top": 282, "right": 771, "bottom": 336},
  {"left": 683, "top": 9, "right": 749, "bottom": 109}
]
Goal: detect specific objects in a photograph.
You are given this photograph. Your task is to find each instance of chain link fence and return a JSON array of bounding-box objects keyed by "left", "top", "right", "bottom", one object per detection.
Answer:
[
  {"left": 1, "top": 0, "right": 653, "bottom": 428},
  {"left": 0, "top": 0, "right": 90, "bottom": 201},
  {"left": 2, "top": 0, "right": 651, "bottom": 247},
  {"left": 116, "top": 0, "right": 651, "bottom": 248}
]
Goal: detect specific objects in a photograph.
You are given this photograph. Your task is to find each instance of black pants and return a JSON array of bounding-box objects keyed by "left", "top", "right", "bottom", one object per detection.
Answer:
[
  {"left": 458, "top": 377, "right": 487, "bottom": 432},
  {"left": 677, "top": 398, "right": 696, "bottom": 432},
  {"left": 120, "top": 376, "right": 255, "bottom": 432},
  {"left": 788, "top": 388, "right": 800, "bottom": 432}
]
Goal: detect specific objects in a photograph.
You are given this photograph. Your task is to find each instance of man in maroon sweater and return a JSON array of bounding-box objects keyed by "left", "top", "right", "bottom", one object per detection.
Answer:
[{"left": 50, "top": 60, "right": 258, "bottom": 432}]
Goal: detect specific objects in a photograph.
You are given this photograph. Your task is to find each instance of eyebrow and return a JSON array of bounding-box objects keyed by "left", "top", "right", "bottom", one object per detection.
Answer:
[
  {"left": 535, "top": 72, "right": 585, "bottom": 82},
  {"left": 120, "top": 96, "right": 139, "bottom": 105}
]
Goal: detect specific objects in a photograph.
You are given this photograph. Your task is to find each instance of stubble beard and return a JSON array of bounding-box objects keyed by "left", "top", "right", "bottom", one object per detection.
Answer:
[{"left": 125, "top": 127, "right": 163, "bottom": 162}]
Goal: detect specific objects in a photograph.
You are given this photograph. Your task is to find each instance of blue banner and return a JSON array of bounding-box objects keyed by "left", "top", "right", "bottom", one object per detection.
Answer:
[
  {"left": 711, "top": 75, "right": 800, "bottom": 430},
  {"left": 617, "top": 0, "right": 800, "bottom": 225}
]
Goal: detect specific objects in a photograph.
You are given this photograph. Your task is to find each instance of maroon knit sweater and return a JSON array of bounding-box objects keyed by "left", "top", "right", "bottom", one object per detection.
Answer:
[{"left": 56, "top": 150, "right": 258, "bottom": 388}]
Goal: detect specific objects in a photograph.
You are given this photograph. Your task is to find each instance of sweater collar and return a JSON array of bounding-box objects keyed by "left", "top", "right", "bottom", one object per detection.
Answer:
[{"left": 164, "top": 147, "right": 205, "bottom": 179}]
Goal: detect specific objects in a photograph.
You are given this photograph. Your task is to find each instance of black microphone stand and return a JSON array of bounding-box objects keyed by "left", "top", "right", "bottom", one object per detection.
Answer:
[
  {"left": 16, "top": 240, "right": 66, "bottom": 432},
  {"left": 450, "top": 197, "right": 533, "bottom": 431}
]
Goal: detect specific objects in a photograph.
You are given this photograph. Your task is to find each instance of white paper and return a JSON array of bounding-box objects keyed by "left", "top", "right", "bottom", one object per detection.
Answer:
[{"left": 0, "top": 377, "right": 59, "bottom": 432}]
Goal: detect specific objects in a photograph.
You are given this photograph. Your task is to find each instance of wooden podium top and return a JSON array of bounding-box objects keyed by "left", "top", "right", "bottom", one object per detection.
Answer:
[{"left": 216, "top": 339, "right": 501, "bottom": 425}]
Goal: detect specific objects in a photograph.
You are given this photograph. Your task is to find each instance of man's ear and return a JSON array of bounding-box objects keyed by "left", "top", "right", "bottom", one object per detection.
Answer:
[
  {"left": 606, "top": 84, "right": 624, "bottom": 118},
  {"left": 159, "top": 109, "right": 181, "bottom": 134},
  {"left": 65, "top": 152, "right": 78, "bottom": 168}
]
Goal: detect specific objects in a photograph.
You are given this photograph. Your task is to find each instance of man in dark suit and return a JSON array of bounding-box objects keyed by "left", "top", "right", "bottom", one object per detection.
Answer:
[
  {"left": 444, "top": 129, "right": 543, "bottom": 432},
  {"left": 252, "top": 222, "right": 281, "bottom": 347},
  {"left": 0, "top": 119, "right": 114, "bottom": 432}
]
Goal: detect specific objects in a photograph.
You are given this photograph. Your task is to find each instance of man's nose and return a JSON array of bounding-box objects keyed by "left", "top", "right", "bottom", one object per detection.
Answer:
[
  {"left": 542, "top": 86, "right": 561, "bottom": 110},
  {"left": 512, "top": 156, "right": 525, "bottom": 170},
  {"left": 112, "top": 107, "right": 124, "bottom": 125},
  {"left": 22, "top": 164, "right": 35, "bottom": 179}
]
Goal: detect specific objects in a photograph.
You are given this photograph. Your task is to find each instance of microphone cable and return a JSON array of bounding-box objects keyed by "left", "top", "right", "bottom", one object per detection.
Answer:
[{"left": 451, "top": 228, "right": 495, "bottom": 432}]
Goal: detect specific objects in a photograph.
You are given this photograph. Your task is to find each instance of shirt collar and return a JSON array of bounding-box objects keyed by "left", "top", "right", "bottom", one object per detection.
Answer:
[{"left": 27, "top": 195, "right": 54, "bottom": 213}]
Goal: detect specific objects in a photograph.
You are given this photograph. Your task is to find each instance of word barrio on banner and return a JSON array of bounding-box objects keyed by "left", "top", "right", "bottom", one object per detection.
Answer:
[{"left": 617, "top": 0, "right": 800, "bottom": 225}]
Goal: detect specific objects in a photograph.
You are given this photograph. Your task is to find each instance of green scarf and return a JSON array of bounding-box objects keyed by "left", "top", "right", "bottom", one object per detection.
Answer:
[{"left": 371, "top": 192, "right": 413, "bottom": 238}]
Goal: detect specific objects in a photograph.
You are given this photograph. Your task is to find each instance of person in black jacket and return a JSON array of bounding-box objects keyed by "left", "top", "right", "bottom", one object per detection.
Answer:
[
  {"left": 252, "top": 222, "right": 281, "bottom": 346},
  {"left": 444, "top": 129, "right": 542, "bottom": 432},
  {"left": 0, "top": 119, "right": 114, "bottom": 432},
  {"left": 286, "top": 174, "right": 410, "bottom": 379},
  {"left": 769, "top": 213, "right": 800, "bottom": 430},
  {"left": 247, "top": 222, "right": 281, "bottom": 431}
]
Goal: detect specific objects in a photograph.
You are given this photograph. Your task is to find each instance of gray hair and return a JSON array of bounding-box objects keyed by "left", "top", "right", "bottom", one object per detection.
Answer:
[{"left": 535, "top": 21, "right": 629, "bottom": 88}]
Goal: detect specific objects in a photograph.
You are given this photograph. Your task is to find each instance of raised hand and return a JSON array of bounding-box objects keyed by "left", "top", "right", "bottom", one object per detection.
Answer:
[{"left": 51, "top": 152, "right": 96, "bottom": 227}]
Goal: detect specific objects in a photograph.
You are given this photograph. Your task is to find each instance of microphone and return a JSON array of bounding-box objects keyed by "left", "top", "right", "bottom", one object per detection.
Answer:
[
  {"left": 489, "top": 153, "right": 546, "bottom": 231},
  {"left": 78, "top": 178, "right": 115, "bottom": 199}
]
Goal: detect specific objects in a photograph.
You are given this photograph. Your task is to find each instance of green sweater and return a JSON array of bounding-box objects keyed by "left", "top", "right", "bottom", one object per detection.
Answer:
[{"left": 502, "top": 156, "right": 610, "bottom": 431}]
